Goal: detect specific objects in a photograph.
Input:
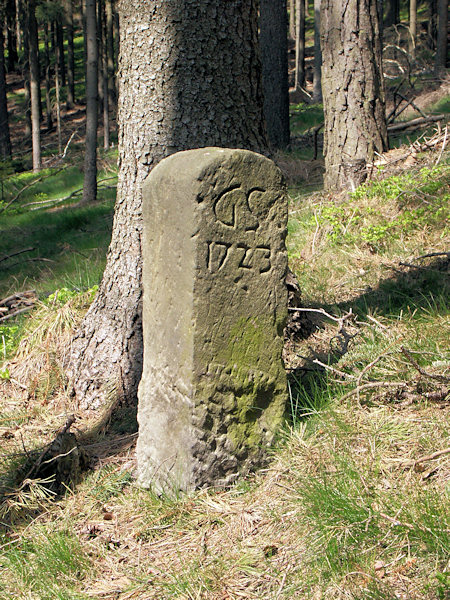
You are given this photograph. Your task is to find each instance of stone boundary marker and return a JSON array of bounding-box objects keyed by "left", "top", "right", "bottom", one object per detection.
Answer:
[{"left": 137, "top": 148, "right": 288, "bottom": 493}]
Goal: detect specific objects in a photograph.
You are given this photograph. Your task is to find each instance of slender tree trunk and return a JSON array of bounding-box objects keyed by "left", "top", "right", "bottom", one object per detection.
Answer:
[
  {"left": 102, "top": 0, "right": 109, "bottom": 149},
  {"left": 55, "top": 50, "right": 62, "bottom": 154},
  {"left": 19, "top": 0, "right": 31, "bottom": 139},
  {"left": 6, "top": 0, "right": 18, "bottom": 72},
  {"left": 43, "top": 22, "right": 53, "bottom": 130},
  {"left": 409, "top": 0, "right": 417, "bottom": 57},
  {"left": 68, "top": 0, "right": 269, "bottom": 410},
  {"left": 0, "top": 26, "right": 12, "bottom": 159},
  {"left": 105, "top": 0, "right": 116, "bottom": 109},
  {"left": 428, "top": 0, "right": 438, "bottom": 49},
  {"left": 96, "top": 0, "right": 104, "bottom": 114},
  {"left": 56, "top": 17, "right": 66, "bottom": 88},
  {"left": 295, "top": 0, "right": 305, "bottom": 90},
  {"left": 321, "top": 0, "right": 388, "bottom": 190},
  {"left": 385, "top": 0, "right": 400, "bottom": 27},
  {"left": 28, "top": 0, "right": 41, "bottom": 171},
  {"left": 312, "top": 0, "right": 322, "bottom": 102},
  {"left": 260, "top": 0, "right": 290, "bottom": 148},
  {"left": 289, "top": 0, "right": 296, "bottom": 39},
  {"left": 66, "top": 0, "right": 75, "bottom": 107},
  {"left": 435, "top": 0, "right": 448, "bottom": 74},
  {"left": 113, "top": 6, "right": 119, "bottom": 98},
  {"left": 82, "top": 0, "right": 98, "bottom": 203}
]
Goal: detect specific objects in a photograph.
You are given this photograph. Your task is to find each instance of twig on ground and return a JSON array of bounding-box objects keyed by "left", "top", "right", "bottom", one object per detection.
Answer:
[
  {"left": 388, "top": 114, "right": 445, "bottom": 132},
  {"left": 312, "top": 358, "right": 357, "bottom": 380},
  {"left": 340, "top": 381, "right": 407, "bottom": 402},
  {"left": 2, "top": 257, "right": 55, "bottom": 270},
  {"left": 401, "top": 346, "right": 450, "bottom": 383},
  {"left": 0, "top": 306, "right": 34, "bottom": 323},
  {"left": 412, "top": 251, "right": 450, "bottom": 260},
  {"left": 0, "top": 248, "right": 35, "bottom": 264},
  {"left": 435, "top": 124, "right": 448, "bottom": 165}
]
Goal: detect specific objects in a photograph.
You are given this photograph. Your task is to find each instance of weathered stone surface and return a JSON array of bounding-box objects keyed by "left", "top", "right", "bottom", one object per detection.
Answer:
[{"left": 137, "top": 148, "right": 288, "bottom": 492}]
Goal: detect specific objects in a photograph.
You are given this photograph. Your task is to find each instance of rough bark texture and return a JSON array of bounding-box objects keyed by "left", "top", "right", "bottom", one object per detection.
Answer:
[
  {"left": 409, "top": 0, "right": 417, "bottom": 58},
  {"left": 321, "top": 0, "right": 388, "bottom": 191},
  {"left": 0, "top": 25, "right": 12, "bottom": 159},
  {"left": 260, "top": 0, "right": 290, "bottom": 149},
  {"left": 435, "top": 0, "right": 448, "bottom": 74},
  {"left": 289, "top": 0, "right": 295, "bottom": 39},
  {"left": 81, "top": 0, "right": 98, "bottom": 203},
  {"left": 6, "top": 0, "right": 18, "bottom": 72},
  {"left": 68, "top": 0, "right": 269, "bottom": 410},
  {"left": 384, "top": 0, "right": 399, "bottom": 27}
]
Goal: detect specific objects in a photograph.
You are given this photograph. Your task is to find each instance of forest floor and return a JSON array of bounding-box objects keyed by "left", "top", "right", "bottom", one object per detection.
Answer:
[{"left": 0, "top": 75, "right": 449, "bottom": 599}]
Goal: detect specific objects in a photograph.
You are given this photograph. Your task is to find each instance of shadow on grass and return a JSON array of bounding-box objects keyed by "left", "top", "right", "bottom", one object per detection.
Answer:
[{"left": 287, "top": 255, "right": 449, "bottom": 424}]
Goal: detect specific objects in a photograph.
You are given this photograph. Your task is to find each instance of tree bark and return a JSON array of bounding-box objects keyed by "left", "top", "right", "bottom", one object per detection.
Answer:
[
  {"left": 428, "top": 0, "right": 438, "bottom": 49},
  {"left": 312, "top": 0, "right": 322, "bottom": 102},
  {"left": 81, "top": 0, "right": 98, "bottom": 203},
  {"left": 260, "top": 0, "right": 290, "bottom": 149},
  {"left": 0, "top": 24, "right": 12, "bottom": 159},
  {"left": 435, "top": 0, "right": 448, "bottom": 74},
  {"left": 384, "top": 0, "right": 400, "bottom": 27},
  {"left": 68, "top": 0, "right": 269, "bottom": 410},
  {"left": 295, "top": 0, "right": 306, "bottom": 89},
  {"left": 28, "top": 0, "right": 41, "bottom": 172},
  {"left": 96, "top": 0, "right": 104, "bottom": 114},
  {"left": 101, "top": 1, "right": 109, "bottom": 150},
  {"left": 19, "top": 0, "right": 31, "bottom": 139},
  {"left": 65, "top": 0, "right": 75, "bottom": 107},
  {"left": 321, "top": 0, "right": 388, "bottom": 191}
]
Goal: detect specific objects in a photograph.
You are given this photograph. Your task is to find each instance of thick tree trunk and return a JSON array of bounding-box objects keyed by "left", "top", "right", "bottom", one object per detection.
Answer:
[
  {"left": 68, "top": 0, "right": 269, "bottom": 410},
  {"left": 295, "top": 0, "right": 306, "bottom": 89},
  {"left": 81, "top": 0, "right": 98, "bottom": 203},
  {"left": 260, "top": 0, "right": 290, "bottom": 148},
  {"left": 0, "top": 26, "right": 12, "bottom": 159},
  {"left": 409, "top": 0, "right": 417, "bottom": 57},
  {"left": 321, "top": 0, "right": 388, "bottom": 191},
  {"left": 435, "top": 0, "right": 448, "bottom": 74},
  {"left": 28, "top": 0, "right": 41, "bottom": 172},
  {"left": 65, "top": 0, "right": 75, "bottom": 108},
  {"left": 428, "top": 0, "right": 438, "bottom": 49},
  {"left": 312, "top": 0, "right": 322, "bottom": 102}
]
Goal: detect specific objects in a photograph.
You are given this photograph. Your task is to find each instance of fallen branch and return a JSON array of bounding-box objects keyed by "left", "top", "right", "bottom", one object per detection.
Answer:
[
  {"left": 0, "top": 248, "right": 35, "bottom": 264},
  {"left": 0, "top": 167, "right": 66, "bottom": 215},
  {"left": 401, "top": 346, "right": 450, "bottom": 383},
  {"left": 388, "top": 114, "right": 445, "bottom": 132},
  {"left": 340, "top": 381, "right": 407, "bottom": 402},
  {"left": 412, "top": 251, "right": 450, "bottom": 260},
  {"left": 2, "top": 257, "right": 55, "bottom": 270},
  {"left": 0, "top": 306, "right": 34, "bottom": 322}
]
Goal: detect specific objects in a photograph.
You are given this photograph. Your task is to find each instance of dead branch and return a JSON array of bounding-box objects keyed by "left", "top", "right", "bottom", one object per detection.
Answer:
[
  {"left": 0, "top": 306, "right": 34, "bottom": 323},
  {"left": 412, "top": 251, "right": 450, "bottom": 260},
  {"left": 388, "top": 114, "right": 445, "bottom": 132},
  {"left": 0, "top": 167, "right": 66, "bottom": 215},
  {"left": 401, "top": 347, "right": 450, "bottom": 383},
  {"left": 340, "top": 381, "right": 407, "bottom": 402},
  {"left": 0, "top": 248, "right": 35, "bottom": 264}
]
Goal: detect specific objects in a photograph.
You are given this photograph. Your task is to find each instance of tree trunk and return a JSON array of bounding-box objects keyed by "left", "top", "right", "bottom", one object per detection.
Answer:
[
  {"left": 428, "top": 0, "right": 438, "bottom": 49},
  {"left": 312, "top": 0, "right": 322, "bottom": 102},
  {"left": 81, "top": 0, "right": 98, "bottom": 203},
  {"left": 295, "top": 0, "right": 305, "bottom": 90},
  {"left": 19, "top": 0, "right": 31, "bottom": 139},
  {"left": 6, "top": 0, "right": 18, "bottom": 72},
  {"left": 28, "top": 0, "right": 41, "bottom": 172},
  {"left": 102, "top": 1, "right": 109, "bottom": 150},
  {"left": 260, "top": 0, "right": 290, "bottom": 149},
  {"left": 105, "top": 0, "right": 116, "bottom": 109},
  {"left": 65, "top": 0, "right": 75, "bottom": 107},
  {"left": 56, "top": 17, "right": 66, "bottom": 88},
  {"left": 289, "top": 0, "right": 296, "bottom": 39},
  {"left": 435, "top": 0, "right": 448, "bottom": 74},
  {"left": 321, "top": 0, "right": 388, "bottom": 191},
  {"left": 385, "top": 0, "right": 400, "bottom": 27},
  {"left": 96, "top": 0, "right": 104, "bottom": 115},
  {"left": 409, "top": 0, "right": 417, "bottom": 58},
  {"left": 68, "top": 0, "right": 269, "bottom": 410},
  {"left": 43, "top": 22, "right": 53, "bottom": 130},
  {"left": 0, "top": 25, "right": 12, "bottom": 159}
]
